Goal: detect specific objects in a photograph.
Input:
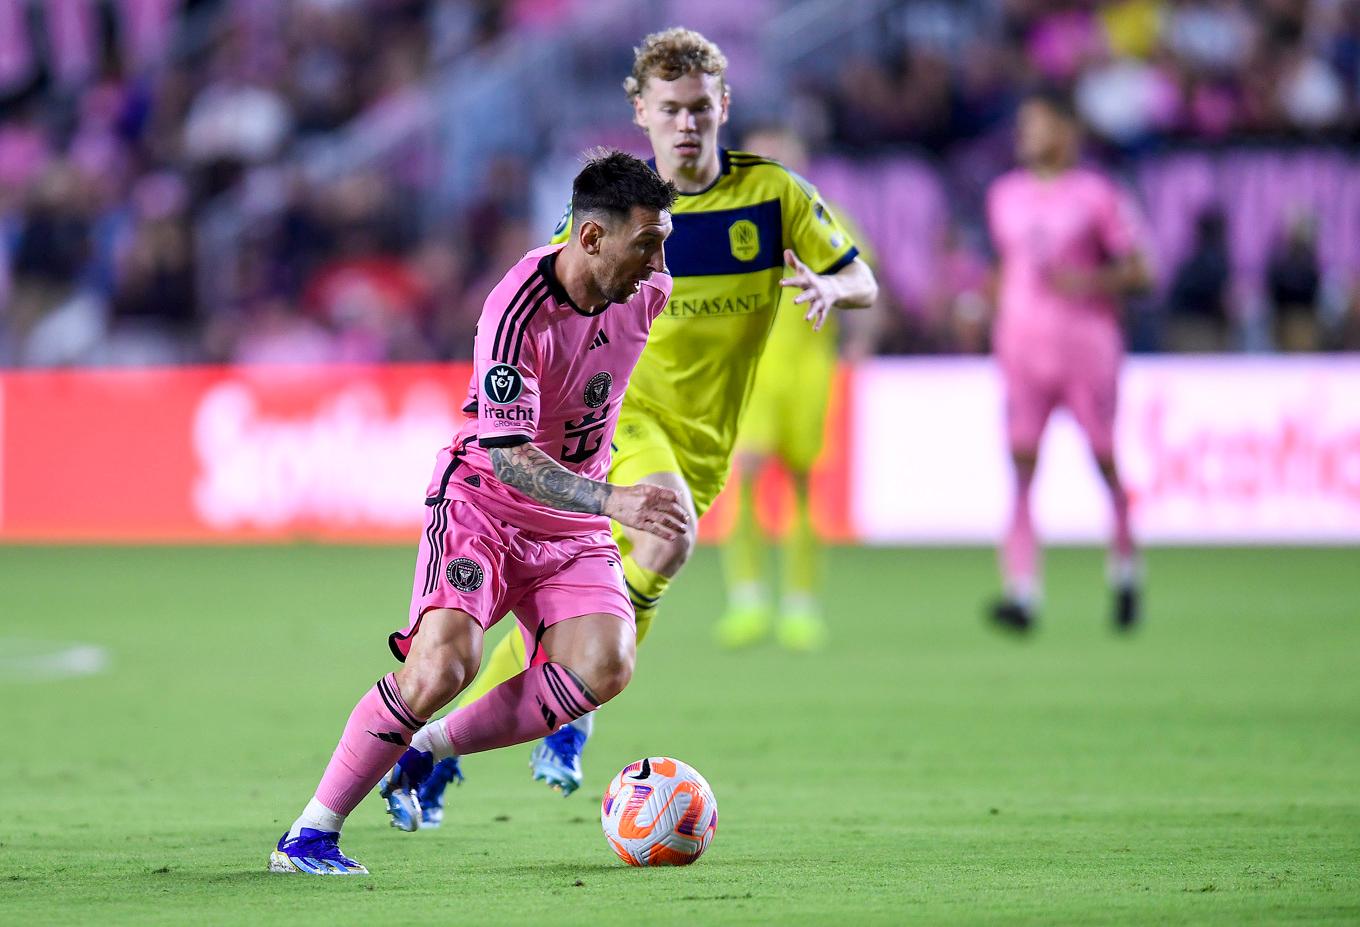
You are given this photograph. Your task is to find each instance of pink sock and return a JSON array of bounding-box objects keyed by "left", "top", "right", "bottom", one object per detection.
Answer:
[
  {"left": 1002, "top": 467, "right": 1038, "bottom": 601},
  {"left": 313, "top": 674, "right": 428, "bottom": 816},
  {"left": 436, "top": 663, "right": 598, "bottom": 756}
]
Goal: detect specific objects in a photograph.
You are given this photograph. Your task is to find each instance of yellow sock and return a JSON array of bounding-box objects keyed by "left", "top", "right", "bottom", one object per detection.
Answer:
[
  {"left": 722, "top": 472, "right": 767, "bottom": 607},
  {"left": 455, "top": 623, "right": 526, "bottom": 708},
  {"left": 623, "top": 555, "right": 670, "bottom": 645},
  {"left": 783, "top": 476, "right": 819, "bottom": 611}
]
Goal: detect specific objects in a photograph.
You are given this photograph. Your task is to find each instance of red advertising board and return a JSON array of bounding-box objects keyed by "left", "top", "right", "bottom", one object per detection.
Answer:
[{"left": 0, "top": 364, "right": 854, "bottom": 543}]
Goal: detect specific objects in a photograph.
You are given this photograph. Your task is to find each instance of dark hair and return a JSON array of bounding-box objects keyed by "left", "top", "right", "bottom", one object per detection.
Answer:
[
  {"left": 1022, "top": 86, "right": 1079, "bottom": 124},
  {"left": 571, "top": 148, "right": 677, "bottom": 224}
]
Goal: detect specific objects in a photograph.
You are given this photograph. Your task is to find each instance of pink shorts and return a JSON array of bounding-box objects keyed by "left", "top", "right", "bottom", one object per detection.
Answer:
[
  {"left": 1002, "top": 357, "right": 1119, "bottom": 458},
  {"left": 388, "top": 497, "right": 634, "bottom": 662}
]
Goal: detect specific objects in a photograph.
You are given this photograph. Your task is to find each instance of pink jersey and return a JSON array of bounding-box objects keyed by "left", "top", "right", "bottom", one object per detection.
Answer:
[
  {"left": 987, "top": 167, "right": 1144, "bottom": 376},
  {"left": 426, "top": 244, "right": 672, "bottom": 536}
]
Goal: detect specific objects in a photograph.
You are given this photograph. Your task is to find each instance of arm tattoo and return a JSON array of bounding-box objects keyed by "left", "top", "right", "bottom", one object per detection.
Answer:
[{"left": 489, "top": 443, "right": 613, "bottom": 515}]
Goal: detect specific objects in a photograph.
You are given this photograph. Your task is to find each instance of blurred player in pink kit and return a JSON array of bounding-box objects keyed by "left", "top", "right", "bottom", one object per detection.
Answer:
[
  {"left": 986, "top": 91, "right": 1153, "bottom": 633},
  {"left": 269, "top": 150, "right": 685, "bottom": 875}
]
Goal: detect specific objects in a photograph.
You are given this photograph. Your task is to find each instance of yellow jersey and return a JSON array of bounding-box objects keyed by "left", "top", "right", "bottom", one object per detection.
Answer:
[
  {"left": 739, "top": 200, "right": 874, "bottom": 469},
  {"left": 551, "top": 149, "right": 859, "bottom": 494}
]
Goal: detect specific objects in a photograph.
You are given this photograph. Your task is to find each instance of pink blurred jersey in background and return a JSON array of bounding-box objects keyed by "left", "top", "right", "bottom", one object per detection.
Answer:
[{"left": 987, "top": 167, "right": 1145, "bottom": 380}]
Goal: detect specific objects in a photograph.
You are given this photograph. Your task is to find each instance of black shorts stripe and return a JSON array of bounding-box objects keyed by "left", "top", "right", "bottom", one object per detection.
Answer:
[
  {"left": 624, "top": 579, "right": 660, "bottom": 605},
  {"left": 543, "top": 663, "right": 587, "bottom": 717},
  {"left": 376, "top": 676, "right": 422, "bottom": 731},
  {"left": 508, "top": 291, "right": 551, "bottom": 367},
  {"left": 494, "top": 277, "right": 549, "bottom": 364},
  {"left": 420, "top": 504, "right": 437, "bottom": 594},
  {"left": 422, "top": 501, "right": 448, "bottom": 596},
  {"left": 491, "top": 273, "right": 545, "bottom": 362}
]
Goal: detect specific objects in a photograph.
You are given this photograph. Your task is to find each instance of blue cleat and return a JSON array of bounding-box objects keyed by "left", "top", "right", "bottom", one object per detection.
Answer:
[
  {"left": 417, "top": 757, "right": 465, "bottom": 828},
  {"left": 269, "top": 828, "right": 368, "bottom": 875},
  {"left": 379, "top": 748, "right": 433, "bottom": 832},
  {"left": 530, "top": 723, "right": 588, "bottom": 796}
]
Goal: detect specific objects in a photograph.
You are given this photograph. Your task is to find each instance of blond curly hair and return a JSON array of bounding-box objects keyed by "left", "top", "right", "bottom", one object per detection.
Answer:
[{"left": 623, "top": 27, "right": 728, "bottom": 100}]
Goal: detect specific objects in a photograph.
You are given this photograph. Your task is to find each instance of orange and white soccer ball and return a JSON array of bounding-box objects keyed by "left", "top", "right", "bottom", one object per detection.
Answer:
[{"left": 600, "top": 756, "right": 718, "bottom": 866}]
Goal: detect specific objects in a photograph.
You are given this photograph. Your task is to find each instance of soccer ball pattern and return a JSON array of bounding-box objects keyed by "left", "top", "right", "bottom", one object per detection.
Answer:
[{"left": 600, "top": 757, "right": 718, "bottom": 866}]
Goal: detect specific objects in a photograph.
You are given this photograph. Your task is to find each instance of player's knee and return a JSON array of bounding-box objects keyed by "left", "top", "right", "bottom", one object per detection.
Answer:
[
  {"left": 572, "top": 645, "right": 634, "bottom": 706},
  {"left": 590, "top": 654, "right": 634, "bottom": 704},
  {"left": 398, "top": 641, "right": 480, "bottom": 717},
  {"left": 398, "top": 660, "right": 471, "bottom": 718}
]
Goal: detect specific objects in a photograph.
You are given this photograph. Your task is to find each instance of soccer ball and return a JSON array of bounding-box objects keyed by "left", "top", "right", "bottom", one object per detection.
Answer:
[{"left": 600, "top": 756, "right": 718, "bottom": 866}]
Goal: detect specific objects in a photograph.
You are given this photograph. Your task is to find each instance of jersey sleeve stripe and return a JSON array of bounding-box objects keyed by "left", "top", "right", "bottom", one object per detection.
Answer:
[
  {"left": 818, "top": 245, "right": 860, "bottom": 277},
  {"left": 478, "top": 433, "right": 531, "bottom": 448},
  {"left": 492, "top": 273, "right": 547, "bottom": 363},
  {"left": 507, "top": 292, "right": 551, "bottom": 366}
]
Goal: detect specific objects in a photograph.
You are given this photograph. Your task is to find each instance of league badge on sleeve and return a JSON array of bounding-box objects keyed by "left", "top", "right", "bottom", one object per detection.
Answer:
[{"left": 484, "top": 365, "right": 524, "bottom": 404}]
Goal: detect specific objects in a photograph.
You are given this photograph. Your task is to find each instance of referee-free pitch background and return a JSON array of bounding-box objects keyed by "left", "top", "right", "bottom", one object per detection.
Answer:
[{"left": 2, "top": 544, "right": 1357, "bottom": 925}]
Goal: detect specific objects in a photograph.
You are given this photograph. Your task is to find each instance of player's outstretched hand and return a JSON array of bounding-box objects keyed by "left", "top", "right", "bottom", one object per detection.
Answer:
[
  {"left": 781, "top": 248, "right": 835, "bottom": 332},
  {"left": 605, "top": 483, "right": 690, "bottom": 540}
]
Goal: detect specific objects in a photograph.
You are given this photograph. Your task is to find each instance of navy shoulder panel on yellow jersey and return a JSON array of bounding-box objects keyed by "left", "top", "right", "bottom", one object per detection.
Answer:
[{"left": 665, "top": 201, "right": 783, "bottom": 278}]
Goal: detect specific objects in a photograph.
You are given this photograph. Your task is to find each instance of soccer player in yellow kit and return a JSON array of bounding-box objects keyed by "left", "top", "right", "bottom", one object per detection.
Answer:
[
  {"left": 408, "top": 28, "right": 877, "bottom": 813},
  {"left": 717, "top": 125, "right": 879, "bottom": 653}
]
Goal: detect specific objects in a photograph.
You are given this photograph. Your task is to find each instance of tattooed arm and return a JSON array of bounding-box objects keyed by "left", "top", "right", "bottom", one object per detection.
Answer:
[
  {"left": 488, "top": 442, "right": 689, "bottom": 539},
  {"left": 488, "top": 442, "right": 612, "bottom": 515}
]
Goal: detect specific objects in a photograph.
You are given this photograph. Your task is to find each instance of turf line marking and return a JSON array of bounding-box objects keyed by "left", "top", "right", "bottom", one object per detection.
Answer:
[{"left": 0, "top": 640, "right": 110, "bottom": 682}]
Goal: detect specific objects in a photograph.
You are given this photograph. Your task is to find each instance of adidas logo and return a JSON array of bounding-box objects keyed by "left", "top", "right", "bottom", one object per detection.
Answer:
[
  {"left": 369, "top": 730, "right": 407, "bottom": 745},
  {"left": 464, "top": 474, "right": 481, "bottom": 487},
  {"left": 588, "top": 330, "right": 610, "bottom": 350}
]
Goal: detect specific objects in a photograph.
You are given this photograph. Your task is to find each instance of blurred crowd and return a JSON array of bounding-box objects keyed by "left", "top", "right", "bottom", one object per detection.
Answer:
[
  {"left": 798, "top": 0, "right": 1360, "bottom": 354},
  {"left": 1, "top": 0, "right": 1359, "bottom": 368},
  {"left": 815, "top": 0, "right": 1360, "bottom": 152},
  {"left": 0, "top": 0, "right": 559, "bottom": 366}
]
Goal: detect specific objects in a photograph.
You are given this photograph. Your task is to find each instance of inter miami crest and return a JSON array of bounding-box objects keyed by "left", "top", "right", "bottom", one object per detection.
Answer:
[
  {"left": 484, "top": 364, "right": 523, "bottom": 404},
  {"left": 446, "top": 557, "right": 484, "bottom": 592},
  {"left": 583, "top": 372, "right": 612, "bottom": 409}
]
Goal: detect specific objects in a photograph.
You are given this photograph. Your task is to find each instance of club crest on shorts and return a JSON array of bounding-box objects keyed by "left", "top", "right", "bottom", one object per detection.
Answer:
[
  {"left": 484, "top": 364, "right": 523, "bottom": 404},
  {"left": 583, "top": 372, "right": 612, "bottom": 409},
  {"left": 446, "top": 558, "right": 484, "bottom": 592}
]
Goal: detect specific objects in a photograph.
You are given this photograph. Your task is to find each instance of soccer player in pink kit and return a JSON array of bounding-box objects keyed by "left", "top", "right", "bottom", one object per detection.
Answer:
[
  {"left": 269, "top": 150, "right": 685, "bottom": 875},
  {"left": 986, "top": 91, "right": 1152, "bottom": 633}
]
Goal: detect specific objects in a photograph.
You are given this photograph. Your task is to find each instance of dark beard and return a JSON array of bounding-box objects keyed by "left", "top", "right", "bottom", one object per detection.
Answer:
[{"left": 602, "top": 281, "right": 634, "bottom": 304}]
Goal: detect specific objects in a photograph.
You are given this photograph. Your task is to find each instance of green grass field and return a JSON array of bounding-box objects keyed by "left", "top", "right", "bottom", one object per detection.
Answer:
[{"left": 2, "top": 544, "right": 1358, "bottom": 925}]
